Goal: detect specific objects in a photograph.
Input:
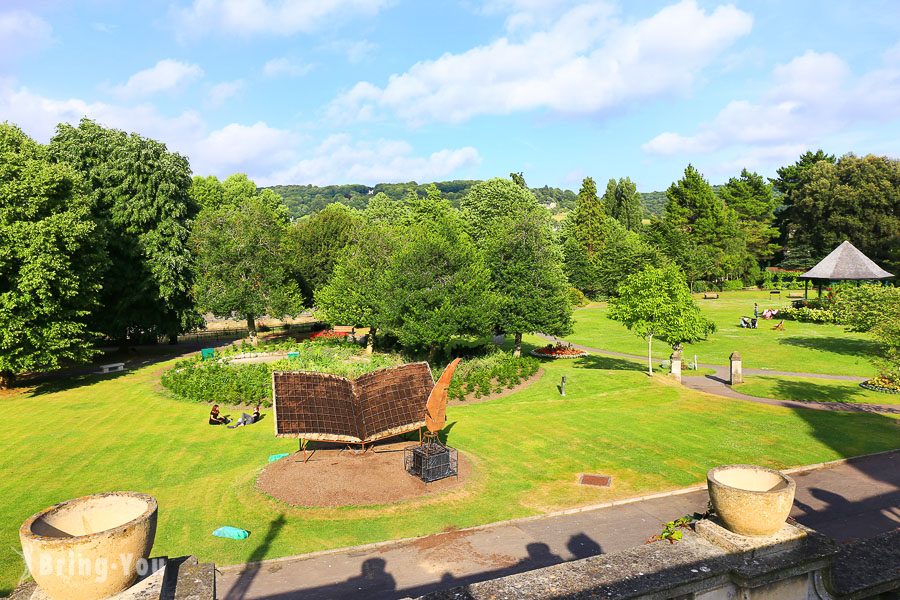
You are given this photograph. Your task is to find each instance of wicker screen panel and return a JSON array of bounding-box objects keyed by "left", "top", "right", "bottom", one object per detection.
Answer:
[
  {"left": 273, "top": 372, "right": 361, "bottom": 442},
  {"left": 357, "top": 362, "right": 433, "bottom": 442},
  {"left": 272, "top": 363, "right": 435, "bottom": 444}
]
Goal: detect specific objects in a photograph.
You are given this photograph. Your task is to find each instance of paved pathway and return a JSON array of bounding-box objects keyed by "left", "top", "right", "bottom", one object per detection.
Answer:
[
  {"left": 536, "top": 334, "right": 900, "bottom": 414},
  {"left": 216, "top": 452, "right": 900, "bottom": 600}
]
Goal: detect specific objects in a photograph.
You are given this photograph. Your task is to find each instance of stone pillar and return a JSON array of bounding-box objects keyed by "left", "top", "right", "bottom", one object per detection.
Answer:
[
  {"left": 669, "top": 351, "right": 682, "bottom": 383},
  {"left": 730, "top": 352, "right": 743, "bottom": 385}
]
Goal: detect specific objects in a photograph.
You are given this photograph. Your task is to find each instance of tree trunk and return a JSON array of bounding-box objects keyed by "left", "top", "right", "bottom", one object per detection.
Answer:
[
  {"left": 247, "top": 315, "right": 258, "bottom": 346},
  {"left": 428, "top": 345, "right": 438, "bottom": 364},
  {"left": 513, "top": 332, "right": 523, "bottom": 358},
  {"left": 366, "top": 327, "right": 376, "bottom": 355},
  {"left": 647, "top": 334, "right": 654, "bottom": 376},
  {"left": 0, "top": 371, "right": 15, "bottom": 390}
]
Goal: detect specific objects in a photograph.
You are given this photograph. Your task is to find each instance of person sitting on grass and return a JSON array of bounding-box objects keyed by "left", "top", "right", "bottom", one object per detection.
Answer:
[
  {"left": 228, "top": 404, "right": 261, "bottom": 429},
  {"left": 209, "top": 404, "right": 230, "bottom": 425}
]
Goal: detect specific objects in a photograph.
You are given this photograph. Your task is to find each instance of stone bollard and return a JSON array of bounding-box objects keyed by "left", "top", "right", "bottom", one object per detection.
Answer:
[
  {"left": 729, "top": 352, "right": 743, "bottom": 385},
  {"left": 669, "top": 351, "right": 682, "bottom": 383}
]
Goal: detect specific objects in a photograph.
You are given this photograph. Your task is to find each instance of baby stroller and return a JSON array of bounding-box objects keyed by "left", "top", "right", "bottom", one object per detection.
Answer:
[{"left": 740, "top": 316, "right": 758, "bottom": 329}]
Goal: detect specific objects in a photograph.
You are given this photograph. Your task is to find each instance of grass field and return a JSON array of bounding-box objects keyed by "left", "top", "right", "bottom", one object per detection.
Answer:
[
  {"left": 1, "top": 345, "right": 898, "bottom": 595},
  {"left": 567, "top": 290, "right": 878, "bottom": 376},
  {"left": 736, "top": 375, "right": 900, "bottom": 405}
]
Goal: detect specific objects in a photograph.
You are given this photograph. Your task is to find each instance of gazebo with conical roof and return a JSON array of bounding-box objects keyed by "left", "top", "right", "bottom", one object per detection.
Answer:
[{"left": 799, "top": 240, "right": 894, "bottom": 297}]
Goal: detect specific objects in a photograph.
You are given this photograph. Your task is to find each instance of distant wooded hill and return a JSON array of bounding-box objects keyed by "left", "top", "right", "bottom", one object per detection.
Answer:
[{"left": 266, "top": 180, "right": 678, "bottom": 219}]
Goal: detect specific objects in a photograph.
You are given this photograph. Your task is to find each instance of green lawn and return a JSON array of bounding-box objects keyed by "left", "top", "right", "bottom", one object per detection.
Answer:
[
  {"left": 736, "top": 375, "right": 900, "bottom": 405},
  {"left": 567, "top": 290, "right": 878, "bottom": 376},
  {"left": 1, "top": 348, "right": 897, "bottom": 595}
]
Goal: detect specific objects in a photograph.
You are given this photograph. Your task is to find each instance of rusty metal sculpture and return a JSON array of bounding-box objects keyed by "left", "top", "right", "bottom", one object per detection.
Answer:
[{"left": 424, "top": 358, "right": 460, "bottom": 437}]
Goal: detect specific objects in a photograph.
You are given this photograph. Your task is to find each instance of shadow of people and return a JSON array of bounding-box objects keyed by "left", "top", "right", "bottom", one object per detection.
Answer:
[
  {"left": 344, "top": 558, "right": 397, "bottom": 595},
  {"left": 223, "top": 514, "right": 286, "bottom": 600},
  {"left": 518, "top": 542, "right": 564, "bottom": 570},
  {"left": 567, "top": 532, "right": 603, "bottom": 560}
]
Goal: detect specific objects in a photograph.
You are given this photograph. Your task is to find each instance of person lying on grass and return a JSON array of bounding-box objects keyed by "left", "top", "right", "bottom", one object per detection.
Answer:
[
  {"left": 209, "top": 404, "right": 230, "bottom": 425},
  {"left": 228, "top": 404, "right": 261, "bottom": 429}
]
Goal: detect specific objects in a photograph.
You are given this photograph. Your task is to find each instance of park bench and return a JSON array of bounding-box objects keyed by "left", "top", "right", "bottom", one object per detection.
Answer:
[
  {"left": 787, "top": 292, "right": 804, "bottom": 298},
  {"left": 98, "top": 362, "right": 125, "bottom": 374},
  {"left": 769, "top": 290, "right": 781, "bottom": 294},
  {"left": 703, "top": 293, "right": 719, "bottom": 299},
  {"left": 333, "top": 325, "right": 356, "bottom": 334}
]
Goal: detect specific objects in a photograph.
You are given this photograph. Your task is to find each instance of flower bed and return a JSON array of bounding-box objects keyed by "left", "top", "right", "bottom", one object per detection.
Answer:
[
  {"left": 309, "top": 329, "right": 351, "bottom": 340},
  {"left": 530, "top": 343, "right": 587, "bottom": 359},
  {"left": 860, "top": 375, "right": 900, "bottom": 395}
]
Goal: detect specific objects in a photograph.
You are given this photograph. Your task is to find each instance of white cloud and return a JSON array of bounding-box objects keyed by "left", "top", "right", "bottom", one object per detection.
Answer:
[
  {"left": 260, "top": 134, "right": 481, "bottom": 186},
  {"left": 172, "top": 0, "right": 392, "bottom": 37},
  {"left": 207, "top": 80, "right": 244, "bottom": 107},
  {"left": 0, "top": 10, "right": 53, "bottom": 64},
  {"left": 642, "top": 48, "right": 900, "bottom": 162},
  {"left": 329, "top": 0, "right": 752, "bottom": 125},
  {"left": 478, "top": 0, "right": 577, "bottom": 32},
  {"left": 0, "top": 82, "right": 479, "bottom": 186},
  {"left": 112, "top": 59, "right": 204, "bottom": 99},
  {"left": 191, "top": 122, "right": 297, "bottom": 174},
  {"left": 262, "top": 57, "right": 314, "bottom": 78},
  {"left": 0, "top": 84, "right": 202, "bottom": 143}
]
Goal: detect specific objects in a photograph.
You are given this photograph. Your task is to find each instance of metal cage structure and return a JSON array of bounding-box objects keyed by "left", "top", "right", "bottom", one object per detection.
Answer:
[{"left": 404, "top": 441, "right": 458, "bottom": 483}]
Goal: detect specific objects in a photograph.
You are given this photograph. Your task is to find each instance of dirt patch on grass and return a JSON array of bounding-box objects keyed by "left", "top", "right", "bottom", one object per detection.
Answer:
[
  {"left": 449, "top": 368, "right": 544, "bottom": 406},
  {"left": 257, "top": 441, "right": 472, "bottom": 507}
]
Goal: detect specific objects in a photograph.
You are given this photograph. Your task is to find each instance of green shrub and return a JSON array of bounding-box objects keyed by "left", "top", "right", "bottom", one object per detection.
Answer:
[
  {"left": 692, "top": 281, "right": 709, "bottom": 293},
  {"left": 781, "top": 306, "right": 837, "bottom": 323},
  {"left": 568, "top": 287, "right": 589, "bottom": 308},
  {"left": 161, "top": 340, "right": 402, "bottom": 406},
  {"left": 442, "top": 352, "right": 540, "bottom": 401},
  {"left": 722, "top": 280, "right": 745, "bottom": 291}
]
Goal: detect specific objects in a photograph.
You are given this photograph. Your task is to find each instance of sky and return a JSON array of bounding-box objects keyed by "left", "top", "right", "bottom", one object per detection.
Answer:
[{"left": 2, "top": 0, "right": 900, "bottom": 191}]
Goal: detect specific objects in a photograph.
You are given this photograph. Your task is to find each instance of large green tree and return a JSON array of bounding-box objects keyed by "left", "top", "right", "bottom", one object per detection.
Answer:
[
  {"left": 786, "top": 154, "right": 900, "bottom": 273},
  {"left": 286, "top": 203, "right": 363, "bottom": 303},
  {"left": 49, "top": 119, "right": 199, "bottom": 343},
  {"left": 771, "top": 149, "right": 836, "bottom": 260},
  {"left": 191, "top": 193, "right": 302, "bottom": 340},
  {"left": 0, "top": 124, "right": 104, "bottom": 387},
  {"left": 608, "top": 264, "right": 715, "bottom": 375},
  {"left": 660, "top": 165, "right": 747, "bottom": 282},
  {"left": 460, "top": 177, "right": 536, "bottom": 241},
  {"left": 593, "top": 219, "right": 663, "bottom": 297},
  {"left": 464, "top": 177, "right": 572, "bottom": 356},
  {"left": 602, "top": 177, "right": 643, "bottom": 231},
  {"left": 718, "top": 169, "right": 780, "bottom": 264},
  {"left": 380, "top": 199, "right": 495, "bottom": 359},
  {"left": 314, "top": 224, "right": 399, "bottom": 353},
  {"left": 562, "top": 177, "right": 607, "bottom": 295}
]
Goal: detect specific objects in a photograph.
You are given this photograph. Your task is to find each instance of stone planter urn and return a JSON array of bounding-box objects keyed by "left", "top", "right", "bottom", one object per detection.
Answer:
[
  {"left": 19, "top": 492, "right": 158, "bottom": 600},
  {"left": 707, "top": 465, "right": 795, "bottom": 537}
]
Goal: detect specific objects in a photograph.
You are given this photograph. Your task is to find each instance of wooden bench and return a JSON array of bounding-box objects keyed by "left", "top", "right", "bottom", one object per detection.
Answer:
[
  {"left": 98, "top": 362, "right": 125, "bottom": 374},
  {"left": 787, "top": 292, "right": 804, "bottom": 298},
  {"left": 333, "top": 325, "right": 356, "bottom": 334},
  {"left": 703, "top": 293, "right": 719, "bottom": 299},
  {"left": 769, "top": 290, "right": 781, "bottom": 294}
]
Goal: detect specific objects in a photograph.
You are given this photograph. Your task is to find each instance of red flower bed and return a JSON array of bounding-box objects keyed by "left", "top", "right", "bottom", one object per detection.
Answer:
[
  {"left": 530, "top": 343, "right": 587, "bottom": 359},
  {"left": 309, "top": 329, "right": 350, "bottom": 340}
]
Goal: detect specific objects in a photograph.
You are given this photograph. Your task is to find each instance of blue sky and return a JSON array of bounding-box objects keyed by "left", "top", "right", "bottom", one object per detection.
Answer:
[{"left": 2, "top": 0, "right": 900, "bottom": 191}]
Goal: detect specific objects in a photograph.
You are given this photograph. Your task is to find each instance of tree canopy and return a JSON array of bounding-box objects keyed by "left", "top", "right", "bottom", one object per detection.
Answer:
[
  {"left": 0, "top": 124, "right": 104, "bottom": 387},
  {"left": 608, "top": 264, "right": 715, "bottom": 374},
  {"left": 191, "top": 190, "right": 302, "bottom": 338},
  {"left": 49, "top": 118, "right": 199, "bottom": 343}
]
